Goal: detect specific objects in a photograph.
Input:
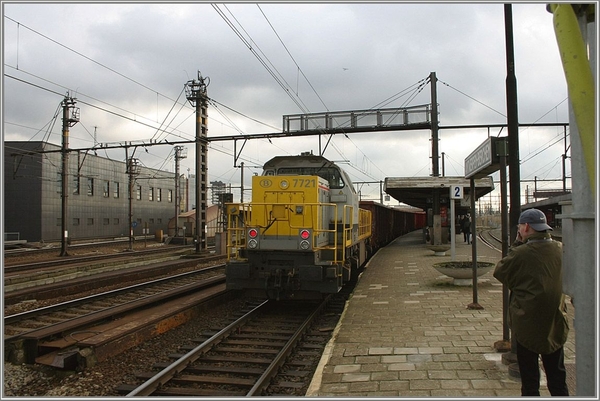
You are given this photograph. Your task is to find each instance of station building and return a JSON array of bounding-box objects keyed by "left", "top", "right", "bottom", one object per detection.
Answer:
[{"left": 4, "top": 141, "right": 186, "bottom": 243}]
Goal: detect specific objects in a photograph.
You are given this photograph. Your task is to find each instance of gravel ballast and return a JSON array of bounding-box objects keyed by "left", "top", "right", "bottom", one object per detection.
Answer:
[{"left": 3, "top": 297, "right": 248, "bottom": 397}]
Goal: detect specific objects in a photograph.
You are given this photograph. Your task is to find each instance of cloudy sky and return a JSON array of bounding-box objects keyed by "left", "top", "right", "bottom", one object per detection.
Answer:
[{"left": 2, "top": 2, "right": 572, "bottom": 207}]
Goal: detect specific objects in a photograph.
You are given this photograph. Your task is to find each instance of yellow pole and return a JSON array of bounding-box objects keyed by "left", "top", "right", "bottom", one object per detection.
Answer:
[{"left": 549, "top": 4, "right": 596, "bottom": 194}]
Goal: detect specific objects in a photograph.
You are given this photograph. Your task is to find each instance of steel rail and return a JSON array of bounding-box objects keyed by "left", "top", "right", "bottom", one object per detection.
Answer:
[
  {"left": 4, "top": 245, "right": 193, "bottom": 273},
  {"left": 126, "top": 299, "right": 270, "bottom": 397},
  {"left": 4, "top": 265, "right": 224, "bottom": 328},
  {"left": 477, "top": 229, "right": 502, "bottom": 252},
  {"left": 246, "top": 295, "right": 331, "bottom": 396}
]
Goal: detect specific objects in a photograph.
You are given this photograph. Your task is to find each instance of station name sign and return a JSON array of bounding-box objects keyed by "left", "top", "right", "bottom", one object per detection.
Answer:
[{"left": 464, "top": 137, "right": 506, "bottom": 179}]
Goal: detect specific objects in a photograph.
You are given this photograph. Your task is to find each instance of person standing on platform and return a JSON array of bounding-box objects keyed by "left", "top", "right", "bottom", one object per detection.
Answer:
[
  {"left": 458, "top": 215, "right": 465, "bottom": 236},
  {"left": 493, "top": 208, "right": 569, "bottom": 396},
  {"left": 462, "top": 214, "right": 471, "bottom": 244}
]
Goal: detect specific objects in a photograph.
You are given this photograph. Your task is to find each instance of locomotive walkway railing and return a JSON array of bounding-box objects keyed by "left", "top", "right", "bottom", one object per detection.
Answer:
[{"left": 225, "top": 202, "right": 372, "bottom": 267}]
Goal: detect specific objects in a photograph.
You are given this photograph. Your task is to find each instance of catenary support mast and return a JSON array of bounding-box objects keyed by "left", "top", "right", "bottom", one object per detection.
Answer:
[
  {"left": 503, "top": 5, "right": 521, "bottom": 372},
  {"left": 60, "top": 95, "right": 79, "bottom": 256},
  {"left": 185, "top": 72, "right": 209, "bottom": 253}
]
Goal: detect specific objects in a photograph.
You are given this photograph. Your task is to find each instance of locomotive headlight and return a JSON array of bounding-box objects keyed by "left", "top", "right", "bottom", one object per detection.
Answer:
[
  {"left": 295, "top": 205, "right": 303, "bottom": 214},
  {"left": 300, "top": 229, "right": 310, "bottom": 240},
  {"left": 248, "top": 239, "right": 258, "bottom": 249},
  {"left": 299, "top": 240, "right": 310, "bottom": 250},
  {"left": 248, "top": 228, "right": 258, "bottom": 238}
]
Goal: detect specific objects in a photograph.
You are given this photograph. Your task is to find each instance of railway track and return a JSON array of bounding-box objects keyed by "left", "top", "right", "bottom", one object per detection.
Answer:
[
  {"left": 477, "top": 228, "right": 503, "bottom": 252},
  {"left": 117, "top": 295, "right": 344, "bottom": 397},
  {"left": 477, "top": 226, "right": 561, "bottom": 254},
  {"left": 3, "top": 236, "right": 190, "bottom": 258},
  {"left": 4, "top": 250, "right": 225, "bottom": 305},
  {"left": 4, "top": 244, "right": 192, "bottom": 272},
  {"left": 4, "top": 265, "right": 229, "bottom": 369}
]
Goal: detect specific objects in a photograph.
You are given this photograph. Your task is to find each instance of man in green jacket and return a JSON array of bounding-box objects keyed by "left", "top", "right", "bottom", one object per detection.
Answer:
[{"left": 493, "top": 208, "right": 569, "bottom": 396}]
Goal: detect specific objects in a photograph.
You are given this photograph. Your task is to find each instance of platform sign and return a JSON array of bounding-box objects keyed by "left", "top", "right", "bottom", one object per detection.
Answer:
[
  {"left": 450, "top": 185, "right": 464, "bottom": 199},
  {"left": 464, "top": 137, "right": 503, "bottom": 179},
  {"left": 449, "top": 186, "right": 461, "bottom": 261}
]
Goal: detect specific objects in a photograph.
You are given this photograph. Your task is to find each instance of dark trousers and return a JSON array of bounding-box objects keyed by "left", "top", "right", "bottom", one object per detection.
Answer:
[{"left": 516, "top": 341, "right": 569, "bottom": 396}]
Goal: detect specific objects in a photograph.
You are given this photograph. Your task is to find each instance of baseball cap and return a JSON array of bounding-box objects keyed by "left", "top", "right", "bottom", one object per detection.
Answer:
[{"left": 519, "top": 208, "right": 553, "bottom": 231}]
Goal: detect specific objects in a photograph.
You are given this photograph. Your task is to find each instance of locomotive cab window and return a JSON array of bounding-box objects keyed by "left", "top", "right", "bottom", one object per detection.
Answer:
[
  {"left": 341, "top": 170, "right": 357, "bottom": 194},
  {"left": 277, "top": 167, "right": 345, "bottom": 189}
]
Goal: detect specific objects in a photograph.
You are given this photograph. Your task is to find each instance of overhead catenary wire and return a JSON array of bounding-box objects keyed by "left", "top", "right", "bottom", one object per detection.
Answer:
[
  {"left": 257, "top": 4, "right": 329, "bottom": 112},
  {"left": 213, "top": 3, "right": 397, "bottom": 181},
  {"left": 213, "top": 5, "right": 357, "bottom": 170},
  {"left": 437, "top": 78, "right": 507, "bottom": 118},
  {"left": 3, "top": 15, "right": 280, "bottom": 147},
  {"left": 151, "top": 86, "right": 188, "bottom": 143},
  {"left": 4, "top": 11, "right": 570, "bottom": 194},
  {"left": 239, "top": 5, "right": 406, "bottom": 180},
  {"left": 211, "top": 4, "right": 311, "bottom": 116},
  {"left": 4, "top": 71, "right": 193, "bottom": 143},
  {"left": 4, "top": 15, "right": 164, "bottom": 101},
  {"left": 209, "top": 99, "right": 280, "bottom": 132},
  {"left": 5, "top": 67, "right": 282, "bottom": 183},
  {"left": 6, "top": 10, "right": 415, "bottom": 185},
  {"left": 520, "top": 132, "right": 568, "bottom": 165}
]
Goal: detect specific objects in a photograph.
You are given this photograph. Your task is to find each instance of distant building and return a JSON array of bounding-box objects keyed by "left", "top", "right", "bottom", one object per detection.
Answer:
[
  {"left": 4, "top": 141, "right": 182, "bottom": 243},
  {"left": 167, "top": 205, "right": 219, "bottom": 239}
]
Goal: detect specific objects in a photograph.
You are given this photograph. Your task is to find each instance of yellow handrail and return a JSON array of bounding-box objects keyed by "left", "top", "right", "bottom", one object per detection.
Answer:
[
  {"left": 225, "top": 201, "right": 372, "bottom": 266},
  {"left": 226, "top": 202, "right": 341, "bottom": 264}
]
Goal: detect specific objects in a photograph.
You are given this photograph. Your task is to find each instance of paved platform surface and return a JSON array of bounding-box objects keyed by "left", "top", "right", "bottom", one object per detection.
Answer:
[{"left": 307, "top": 230, "right": 576, "bottom": 397}]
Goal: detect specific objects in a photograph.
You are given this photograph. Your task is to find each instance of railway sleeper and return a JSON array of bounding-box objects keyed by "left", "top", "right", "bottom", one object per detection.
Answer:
[
  {"left": 282, "top": 360, "right": 313, "bottom": 367},
  {"left": 270, "top": 381, "right": 306, "bottom": 389},
  {"left": 222, "top": 333, "right": 292, "bottom": 341},
  {"left": 152, "top": 362, "right": 265, "bottom": 376},
  {"left": 300, "top": 342, "right": 326, "bottom": 350},
  {"left": 115, "top": 384, "right": 246, "bottom": 397},
  {"left": 167, "top": 354, "right": 274, "bottom": 365},
  {"left": 13, "top": 285, "right": 228, "bottom": 369},
  {"left": 220, "top": 339, "right": 288, "bottom": 347},
  {"left": 213, "top": 346, "right": 280, "bottom": 355},
  {"left": 4, "top": 258, "right": 201, "bottom": 304},
  {"left": 241, "top": 325, "right": 300, "bottom": 332},
  {"left": 133, "top": 371, "right": 257, "bottom": 387},
  {"left": 276, "top": 369, "right": 310, "bottom": 377}
]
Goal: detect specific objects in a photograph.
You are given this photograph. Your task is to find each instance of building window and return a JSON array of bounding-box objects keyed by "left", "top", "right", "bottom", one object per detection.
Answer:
[
  {"left": 87, "top": 177, "right": 94, "bottom": 196},
  {"left": 87, "top": 218, "right": 94, "bottom": 225},
  {"left": 113, "top": 181, "right": 119, "bottom": 198},
  {"left": 136, "top": 218, "right": 142, "bottom": 225},
  {"left": 73, "top": 175, "right": 80, "bottom": 195},
  {"left": 149, "top": 218, "right": 155, "bottom": 224},
  {"left": 103, "top": 180, "right": 110, "bottom": 198},
  {"left": 157, "top": 218, "right": 162, "bottom": 224},
  {"left": 157, "top": 188, "right": 162, "bottom": 202},
  {"left": 103, "top": 218, "right": 110, "bottom": 225},
  {"left": 73, "top": 218, "right": 80, "bottom": 226},
  {"left": 136, "top": 185, "right": 142, "bottom": 200},
  {"left": 168, "top": 189, "right": 173, "bottom": 202},
  {"left": 114, "top": 218, "right": 119, "bottom": 225},
  {"left": 149, "top": 187, "right": 154, "bottom": 201}
]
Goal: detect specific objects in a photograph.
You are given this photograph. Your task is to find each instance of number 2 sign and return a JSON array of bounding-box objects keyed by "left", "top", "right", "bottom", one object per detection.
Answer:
[{"left": 450, "top": 185, "right": 463, "bottom": 199}]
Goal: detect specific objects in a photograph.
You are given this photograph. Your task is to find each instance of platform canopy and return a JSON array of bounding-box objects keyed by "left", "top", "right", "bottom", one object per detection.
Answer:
[{"left": 383, "top": 176, "right": 495, "bottom": 211}]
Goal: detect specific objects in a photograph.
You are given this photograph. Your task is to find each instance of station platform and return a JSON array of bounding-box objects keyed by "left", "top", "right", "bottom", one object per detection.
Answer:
[{"left": 307, "top": 229, "right": 576, "bottom": 397}]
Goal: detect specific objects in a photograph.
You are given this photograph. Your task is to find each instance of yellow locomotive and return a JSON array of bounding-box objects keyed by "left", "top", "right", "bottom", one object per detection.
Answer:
[{"left": 225, "top": 153, "right": 372, "bottom": 299}]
